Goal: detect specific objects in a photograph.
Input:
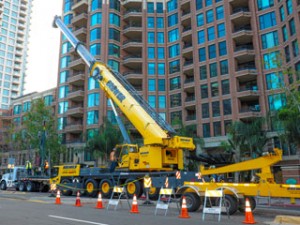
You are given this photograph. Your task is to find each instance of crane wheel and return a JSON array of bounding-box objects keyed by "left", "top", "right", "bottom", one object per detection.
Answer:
[
  {"left": 125, "top": 178, "right": 142, "bottom": 198},
  {"left": 61, "top": 179, "right": 72, "bottom": 196},
  {"left": 216, "top": 195, "right": 238, "bottom": 215},
  {"left": 99, "top": 179, "right": 113, "bottom": 198},
  {"left": 144, "top": 187, "right": 160, "bottom": 200},
  {"left": 18, "top": 181, "right": 26, "bottom": 192},
  {"left": 26, "top": 181, "right": 35, "bottom": 192},
  {"left": 85, "top": 179, "right": 98, "bottom": 197},
  {"left": 0, "top": 181, "right": 7, "bottom": 190},
  {"left": 181, "top": 192, "right": 201, "bottom": 212}
]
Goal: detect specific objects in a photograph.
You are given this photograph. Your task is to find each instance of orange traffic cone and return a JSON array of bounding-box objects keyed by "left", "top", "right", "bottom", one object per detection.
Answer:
[
  {"left": 95, "top": 192, "right": 104, "bottom": 209},
  {"left": 75, "top": 191, "right": 82, "bottom": 207},
  {"left": 179, "top": 196, "right": 190, "bottom": 218},
  {"left": 55, "top": 189, "right": 61, "bottom": 205},
  {"left": 130, "top": 194, "right": 139, "bottom": 213},
  {"left": 243, "top": 198, "right": 256, "bottom": 224}
]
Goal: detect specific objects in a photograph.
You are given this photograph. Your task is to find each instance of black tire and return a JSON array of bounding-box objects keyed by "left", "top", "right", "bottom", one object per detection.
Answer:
[
  {"left": 18, "top": 181, "right": 26, "bottom": 192},
  {"left": 99, "top": 179, "right": 113, "bottom": 198},
  {"left": 26, "top": 181, "right": 35, "bottom": 192},
  {"left": 41, "top": 184, "right": 50, "bottom": 192},
  {"left": 217, "top": 195, "right": 238, "bottom": 215},
  {"left": 61, "top": 179, "right": 72, "bottom": 196},
  {"left": 182, "top": 192, "right": 201, "bottom": 212},
  {"left": 85, "top": 179, "right": 98, "bottom": 197},
  {"left": 125, "top": 178, "right": 142, "bottom": 198},
  {"left": 238, "top": 196, "right": 256, "bottom": 212},
  {"left": 145, "top": 187, "right": 160, "bottom": 200},
  {"left": 0, "top": 181, "right": 7, "bottom": 190}
]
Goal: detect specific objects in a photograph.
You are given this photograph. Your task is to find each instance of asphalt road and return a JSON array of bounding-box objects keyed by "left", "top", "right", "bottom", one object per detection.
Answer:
[{"left": 0, "top": 190, "right": 299, "bottom": 225}]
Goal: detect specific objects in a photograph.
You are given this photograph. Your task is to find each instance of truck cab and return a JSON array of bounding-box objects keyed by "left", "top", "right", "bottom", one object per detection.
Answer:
[{"left": 0, "top": 167, "right": 26, "bottom": 190}]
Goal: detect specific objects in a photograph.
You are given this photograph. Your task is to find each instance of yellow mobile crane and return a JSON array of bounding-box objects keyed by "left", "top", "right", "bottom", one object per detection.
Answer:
[
  {"left": 51, "top": 16, "right": 195, "bottom": 198},
  {"left": 177, "top": 148, "right": 300, "bottom": 214}
]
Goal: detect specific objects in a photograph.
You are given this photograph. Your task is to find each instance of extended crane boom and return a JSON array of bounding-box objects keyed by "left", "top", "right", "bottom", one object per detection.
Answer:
[{"left": 53, "top": 16, "right": 195, "bottom": 170}]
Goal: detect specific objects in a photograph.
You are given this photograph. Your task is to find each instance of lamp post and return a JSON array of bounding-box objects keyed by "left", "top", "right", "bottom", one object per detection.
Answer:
[{"left": 38, "top": 120, "right": 46, "bottom": 175}]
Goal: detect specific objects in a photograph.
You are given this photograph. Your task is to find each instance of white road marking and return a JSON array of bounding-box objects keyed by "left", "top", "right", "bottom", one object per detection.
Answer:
[{"left": 49, "top": 215, "right": 109, "bottom": 225}]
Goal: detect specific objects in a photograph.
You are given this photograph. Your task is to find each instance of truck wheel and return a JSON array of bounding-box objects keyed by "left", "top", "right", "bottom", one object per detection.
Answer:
[
  {"left": 18, "top": 182, "right": 26, "bottom": 192},
  {"left": 61, "top": 179, "right": 72, "bottom": 196},
  {"left": 0, "top": 181, "right": 7, "bottom": 190},
  {"left": 218, "top": 195, "right": 238, "bottom": 215},
  {"left": 85, "top": 179, "right": 98, "bottom": 197},
  {"left": 99, "top": 179, "right": 113, "bottom": 198},
  {"left": 125, "top": 178, "right": 142, "bottom": 198},
  {"left": 26, "top": 181, "right": 35, "bottom": 192},
  {"left": 238, "top": 196, "right": 256, "bottom": 212},
  {"left": 146, "top": 187, "right": 160, "bottom": 200},
  {"left": 182, "top": 192, "right": 201, "bottom": 212}
]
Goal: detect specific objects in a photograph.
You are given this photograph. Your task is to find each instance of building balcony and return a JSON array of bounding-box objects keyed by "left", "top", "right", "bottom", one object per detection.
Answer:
[
  {"left": 232, "top": 26, "right": 253, "bottom": 44},
  {"left": 183, "top": 59, "right": 194, "bottom": 71},
  {"left": 237, "top": 89, "right": 260, "bottom": 101},
  {"left": 229, "top": 0, "right": 248, "bottom": 7},
  {"left": 123, "top": 25, "right": 142, "bottom": 39},
  {"left": 64, "top": 122, "right": 83, "bottom": 134},
  {"left": 181, "top": 11, "right": 191, "bottom": 22},
  {"left": 68, "top": 72, "right": 85, "bottom": 86},
  {"left": 122, "top": 39, "right": 143, "bottom": 51},
  {"left": 234, "top": 45, "right": 255, "bottom": 63},
  {"left": 72, "top": 0, "right": 88, "bottom": 14},
  {"left": 69, "top": 58, "right": 85, "bottom": 70},
  {"left": 73, "top": 27, "right": 87, "bottom": 42},
  {"left": 72, "top": 13, "right": 88, "bottom": 27},
  {"left": 123, "top": 70, "right": 142, "bottom": 78},
  {"left": 182, "top": 43, "right": 193, "bottom": 56},
  {"left": 182, "top": 26, "right": 192, "bottom": 38},
  {"left": 186, "top": 114, "right": 196, "bottom": 121},
  {"left": 231, "top": 7, "right": 251, "bottom": 25},
  {"left": 66, "top": 106, "right": 84, "bottom": 118},
  {"left": 123, "top": 55, "right": 142, "bottom": 69},
  {"left": 123, "top": 0, "right": 142, "bottom": 8},
  {"left": 123, "top": 9, "right": 142, "bottom": 21},
  {"left": 235, "top": 68, "right": 257, "bottom": 82},
  {"left": 239, "top": 107, "right": 261, "bottom": 121},
  {"left": 68, "top": 89, "right": 84, "bottom": 102}
]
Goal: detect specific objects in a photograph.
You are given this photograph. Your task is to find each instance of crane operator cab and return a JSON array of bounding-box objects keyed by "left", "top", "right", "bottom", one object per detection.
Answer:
[{"left": 115, "top": 144, "right": 139, "bottom": 170}]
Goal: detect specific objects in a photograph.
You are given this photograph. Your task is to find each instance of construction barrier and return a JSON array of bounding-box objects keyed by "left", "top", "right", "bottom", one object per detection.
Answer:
[
  {"left": 107, "top": 186, "right": 130, "bottom": 211},
  {"left": 155, "top": 187, "right": 178, "bottom": 216}
]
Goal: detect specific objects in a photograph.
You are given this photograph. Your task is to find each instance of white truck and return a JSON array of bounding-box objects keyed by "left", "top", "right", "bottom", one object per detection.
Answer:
[{"left": 0, "top": 167, "right": 50, "bottom": 192}]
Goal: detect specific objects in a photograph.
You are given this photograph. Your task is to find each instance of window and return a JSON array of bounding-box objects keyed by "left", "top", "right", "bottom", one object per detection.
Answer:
[
  {"left": 148, "top": 96, "right": 156, "bottom": 108},
  {"left": 147, "top": 2, "right": 154, "bottom": 13},
  {"left": 62, "top": 42, "right": 71, "bottom": 54},
  {"left": 109, "top": 28, "right": 120, "bottom": 41},
  {"left": 202, "top": 103, "right": 209, "bottom": 118},
  {"left": 88, "top": 77, "right": 100, "bottom": 90},
  {"left": 220, "top": 60, "right": 228, "bottom": 75},
  {"left": 257, "top": 0, "right": 274, "bottom": 10},
  {"left": 108, "top": 43, "right": 120, "bottom": 57},
  {"left": 282, "top": 25, "right": 288, "bottom": 42},
  {"left": 197, "top": 13, "right": 204, "bottom": 26},
  {"left": 198, "top": 30, "right": 205, "bottom": 44},
  {"left": 148, "top": 79, "right": 156, "bottom": 91},
  {"left": 148, "top": 32, "right": 155, "bottom": 43},
  {"left": 208, "top": 44, "right": 216, "bottom": 59},
  {"left": 169, "top": 60, "right": 180, "bottom": 73},
  {"left": 221, "top": 80, "right": 230, "bottom": 95},
  {"left": 87, "top": 111, "right": 99, "bottom": 125},
  {"left": 148, "top": 47, "right": 155, "bottom": 58},
  {"left": 158, "top": 79, "right": 166, "bottom": 91},
  {"left": 169, "top": 44, "right": 180, "bottom": 58},
  {"left": 196, "top": 0, "right": 203, "bottom": 10},
  {"left": 207, "top": 27, "right": 215, "bottom": 41},
  {"left": 88, "top": 93, "right": 100, "bottom": 107},
  {"left": 199, "top": 47, "right": 206, "bottom": 62},
  {"left": 171, "top": 111, "right": 182, "bottom": 124},
  {"left": 279, "top": 6, "right": 285, "bottom": 21},
  {"left": 223, "top": 99, "right": 232, "bottom": 115},
  {"left": 292, "top": 40, "right": 299, "bottom": 57},
  {"left": 157, "top": 32, "right": 164, "bottom": 43},
  {"left": 217, "top": 23, "right": 225, "bottom": 38},
  {"left": 167, "top": 0, "right": 177, "bottom": 12},
  {"left": 285, "top": 46, "right": 291, "bottom": 63},
  {"left": 168, "top": 13, "right": 178, "bottom": 27},
  {"left": 203, "top": 123, "right": 210, "bottom": 138},
  {"left": 259, "top": 12, "right": 276, "bottom": 30},
  {"left": 286, "top": 0, "right": 293, "bottom": 15},
  {"left": 170, "top": 93, "right": 181, "bottom": 107},
  {"left": 170, "top": 77, "right": 181, "bottom": 90},
  {"left": 206, "top": 0, "right": 212, "bottom": 6},
  {"left": 206, "top": 9, "right": 214, "bottom": 23},
  {"left": 263, "top": 51, "right": 280, "bottom": 69},
  {"left": 158, "top": 63, "right": 165, "bottom": 75},
  {"left": 261, "top": 31, "right": 279, "bottom": 49},
  {"left": 147, "top": 17, "right": 154, "bottom": 28},
  {"left": 216, "top": 6, "right": 224, "bottom": 20},
  {"left": 91, "top": 0, "right": 102, "bottom": 11},
  {"left": 201, "top": 84, "right": 208, "bottom": 99},
  {"left": 109, "top": 0, "right": 120, "bottom": 11},
  {"left": 218, "top": 41, "right": 227, "bottom": 56},
  {"left": 90, "top": 28, "right": 101, "bottom": 42},
  {"left": 44, "top": 95, "right": 53, "bottom": 106},
  {"left": 209, "top": 63, "right": 217, "bottom": 78},
  {"left": 268, "top": 93, "right": 286, "bottom": 111},
  {"left": 148, "top": 63, "right": 155, "bottom": 75},
  {"left": 60, "top": 71, "right": 69, "bottom": 83},
  {"left": 90, "top": 43, "right": 101, "bottom": 56},
  {"left": 158, "top": 47, "right": 165, "bottom": 59},
  {"left": 60, "top": 56, "right": 70, "bottom": 68},
  {"left": 211, "top": 82, "right": 219, "bottom": 97},
  {"left": 213, "top": 121, "right": 221, "bottom": 136},
  {"left": 157, "top": 17, "right": 164, "bottom": 28},
  {"left": 168, "top": 28, "right": 179, "bottom": 42},
  {"left": 158, "top": 96, "right": 166, "bottom": 108},
  {"left": 266, "top": 72, "right": 284, "bottom": 90},
  {"left": 63, "top": 14, "right": 73, "bottom": 25},
  {"left": 59, "top": 86, "right": 69, "bottom": 99},
  {"left": 13, "top": 105, "right": 22, "bottom": 115},
  {"left": 57, "top": 117, "right": 67, "bottom": 130},
  {"left": 108, "top": 60, "right": 119, "bottom": 71},
  {"left": 109, "top": 13, "right": 120, "bottom": 27},
  {"left": 64, "top": 0, "right": 73, "bottom": 13},
  {"left": 212, "top": 101, "right": 220, "bottom": 117},
  {"left": 157, "top": 2, "right": 163, "bottom": 13},
  {"left": 23, "top": 101, "right": 31, "bottom": 112},
  {"left": 289, "top": 19, "right": 296, "bottom": 36},
  {"left": 91, "top": 13, "right": 102, "bottom": 26},
  {"left": 200, "top": 65, "right": 207, "bottom": 80}
]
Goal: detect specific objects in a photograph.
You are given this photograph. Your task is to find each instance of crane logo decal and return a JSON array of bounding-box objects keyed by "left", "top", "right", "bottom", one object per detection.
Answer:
[{"left": 107, "top": 80, "right": 126, "bottom": 102}]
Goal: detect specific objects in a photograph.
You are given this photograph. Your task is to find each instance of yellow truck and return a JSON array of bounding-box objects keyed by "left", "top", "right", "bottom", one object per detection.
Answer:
[{"left": 177, "top": 148, "right": 300, "bottom": 214}]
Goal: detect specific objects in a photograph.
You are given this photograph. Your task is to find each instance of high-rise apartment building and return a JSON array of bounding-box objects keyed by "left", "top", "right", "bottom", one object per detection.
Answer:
[
  {"left": 57, "top": 0, "right": 300, "bottom": 168},
  {"left": 0, "top": 0, "right": 32, "bottom": 109}
]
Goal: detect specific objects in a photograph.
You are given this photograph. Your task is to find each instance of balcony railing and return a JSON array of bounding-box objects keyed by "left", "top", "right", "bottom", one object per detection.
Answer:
[
  {"left": 234, "top": 25, "right": 252, "bottom": 33},
  {"left": 232, "top": 7, "right": 250, "bottom": 14},
  {"left": 235, "top": 44, "right": 254, "bottom": 52}
]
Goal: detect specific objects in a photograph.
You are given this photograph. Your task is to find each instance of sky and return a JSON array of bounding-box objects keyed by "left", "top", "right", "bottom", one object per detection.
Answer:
[{"left": 25, "top": 0, "right": 63, "bottom": 94}]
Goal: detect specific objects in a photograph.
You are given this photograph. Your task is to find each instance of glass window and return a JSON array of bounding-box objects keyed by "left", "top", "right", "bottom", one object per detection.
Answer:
[
  {"left": 169, "top": 60, "right": 180, "bottom": 73},
  {"left": 282, "top": 25, "right": 288, "bottom": 42},
  {"left": 109, "top": 28, "right": 120, "bottom": 42},
  {"left": 202, "top": 103, "right": 209, "bottom": 118},
  {"left": 147, "top": 17, "right": 155, "bottom": 28},
  {"left": 200, "top": 65, "right": 207, "bottom": 80},
  {"left": 109, "top": 13, "right": 120, "bottom": 27},
  {"left": 259, "top": 12, "right": 276, "bottom": 30},
  {"left": 221, "top": 79, "right": 230, "bottom": 95},
  {"left": 108, "top": 60, "right": 119, "bottom": 71},
  {"left": 148, "top": 32, "right": 155, "bottom": 43},
  {"left": 90, "top": 28, "right": 101, "bottom": 42},
  {"left": 196, "top": 0, "right": 203, "bottom": 10},
  {"left": 266, "top": 72, "right": 284, "bottom": 90},
  {"left": 168, "top": 13, "right": 178, "bottom": 27},
  {"left": 62, "top": 42, "right": 71, "bottom": 54},
  {"left": 157, "top": 47, "right": 165, "bottom": 59},
  {"left": 213, "top": 121, "right": 221, "bottom": 136},
  {"left": 261, "top": 31, "right": 279, "bottom": 49},
  {"left": 203, "top": 123, "right": 210, "bottom": 138},
  {"left": 201, "top": 84, "right": 208, "bottom": 99},
  {"left": 208, "top": 44, "right": 216, "bottom": 59},
  {"left": 158, "top": 96, "right": 166, "bottom": 108},
  {"left": 148, "top": 79, "right": 156, "bottom": 91},
  {"left": 268, "top": 93, "right": 286, "bottom": 111},
  {"left": 217, "top": 23, "right": 225, "bottom": 38},
  {"left": 286, "top": 0, "right": 293, "bottom": 15},
  {"left": 279, "top": 6, "right": 285, "bottom": 21},
  {"left": 108, "top": 43, "right": 120, "bottom": 57},
  {"left": 218, "top": 41, "right": 227, "bottom": 56},
  {"left": 64, "top": 0, "right": 73, "bottom": 13},
  {"left": 170, "top": 77, "right": 181, "bottom": 90},
  {"left": 206, "top": 0, "right": 212, "bottom": 7},
  {"left": 216, "top": 6, "right": 224, "bottom": 20},
  {"left": 90, "top": 43, "right": 101, "bottom": 56},
  {"left": 44, "top": 95, "right": 53, "bottom": 106},
  {"left": 198, "top": 30, "right": 205, "bottom": 44},
  {"left": 289, "top": 19, "right": 296, "bottom": 36},
  {"left": 292, "top": 40, "right": 299, "bottom": 57},
  {"left": 199, "top": 47, "right": 206, "bottom": 62},
  {"left": 168, "top": 28, "right": 179, "bottom": 42},
  {"left": 59, "top": 86, "right": 69, "bottom": 99},
  {"left": 87, "top": 111, "right": 99, "bottom": 125},
  {"left": 157, "top": 32, "right": 164, "bottom": 43},
  {"left": 263, "top": 51, "right": 280, "bottom": 69},
  {"left": 211, "top": 82, "right": 219, "bottom": 97},
  {"left": 212, "top": 101, "right": 220, "bottom": 117},
  {"left": 223, "top": 99, "right": 232, "bottom": 115},
  {"left": 197, "top": 13, "right": 204, "bottom": 27},
  {"left": 257, "top": 0, "right": 274, "bottom": 10},
  {"left": 206, "top": 9, "right": 214, "bottom": 23},
  {"left": 60, "top": 71, "right": 69, "bottom": 83},
  {"left": 148, "top": 63, "right": 155, "bottom": 75},
  {"left": 169, "top": 44, "right": 180, "bottom": 58},
  {"left": 60, "top": 56, "right": 70, "bottom": 69},
  {"left": 207, "top": 27, "right": 215, "bottom": 41},
  {"left": 91, "top": 0, "right": 102, "bottom": 11},
  {"left": 158, "top": 63, "right": 165, "bottom": 75},
  {"left": 58, "top": 101, "right": 68, "bottom": 114},
  {"left": 147, "top": 2, "right": 154, "bottom": 13},
  {"left": 148, "top": 47, "right": 155, "bottom": 58},
  {"left": 158, "top": 79, "right": 165, "bottom": 91},
  {"left": 209, "top": 63, "right": 217, "bottom": 78},
  {"left": 220, "top": 60, "right": 228, "bottom": 75},
  {"left": 88, "top": 77, "right": 100, "bottom": 90},
  {"left": 109, "top": 0, "right": 120, "bottom": 11},
  {"left": 63, "top": 14, "right": 73, "bottom": 25},
  {"left": 157, "top": 2, "right": 163, "bottom": 13},
  {"left": 91, "top": 13, "right": 102, "bottom": 26},
  {"left": 157, "top": 17, "right": 164, "bottom": 28},
  {"left": 285, "top": 46, "right": 291, "bottom": 63},
  {"left": 170, "top": 93, "right": 181, "bottom": 107},
  {"left": 167, "top": 0, "right": 177, "bottom": 12}
]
